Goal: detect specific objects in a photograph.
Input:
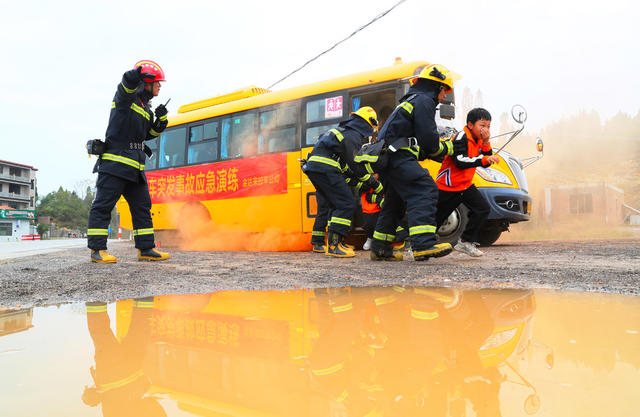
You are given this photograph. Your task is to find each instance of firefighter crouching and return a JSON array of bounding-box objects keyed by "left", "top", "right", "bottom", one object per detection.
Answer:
[
  {"left": 369, "top": 64, "right": 457, "bottom": 261},
  {"left": 87, "top": 60, "right": 170, "bottom": 263},
  {"left": 303, "top": 107, "right": 383, "bottom": 258}
]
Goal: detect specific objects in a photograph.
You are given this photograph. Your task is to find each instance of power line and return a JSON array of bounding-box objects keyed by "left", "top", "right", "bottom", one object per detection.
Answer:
[{"left": 268, "top": 0, "right": 408, "bottom": 89}]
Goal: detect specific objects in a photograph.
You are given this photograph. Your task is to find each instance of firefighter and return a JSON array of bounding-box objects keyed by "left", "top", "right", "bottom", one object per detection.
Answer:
[
  {"left": 435, "top": 108, "right": 498, "bottom": 257},
  {"left": 303, "top": 107, "right": 383, "bottom": 257},
  {"left": 82, "top": 298, "right": 166, "bottom": 416},
  {"left": 87, "top": 60, "right": 170, "bottom": 263},
  {"left": 370, "top": 64, "right": 457, "bottom": 261}
]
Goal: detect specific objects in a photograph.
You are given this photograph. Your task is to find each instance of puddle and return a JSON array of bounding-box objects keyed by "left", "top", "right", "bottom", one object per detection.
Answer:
[{"left": 0, "top": 287, "right": 639, "bottom": 416}]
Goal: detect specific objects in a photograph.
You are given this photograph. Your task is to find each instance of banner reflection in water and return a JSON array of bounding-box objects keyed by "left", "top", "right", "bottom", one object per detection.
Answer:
[{"left": 83, "top": 287, "right": 545, "bottom": 416}]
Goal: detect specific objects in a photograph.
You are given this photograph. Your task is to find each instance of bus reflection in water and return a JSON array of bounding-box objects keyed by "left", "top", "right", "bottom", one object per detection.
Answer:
[{"left": 99, "top": 287, "right": 549, "bottom": 416}]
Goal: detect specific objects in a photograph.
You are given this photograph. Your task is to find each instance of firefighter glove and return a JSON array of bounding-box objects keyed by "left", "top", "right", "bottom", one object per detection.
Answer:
[
  {"left": 362, "top": 177, "right": 383, "bottom": 194},
  {"left": 153, "top": 117, "right": 168, "bottom": 133},
  {"left": 124, "top": 66, "right": 156, "bottom": 86},
  {"left": 155, "top": 104, "right": 168, "bottom": 119},
  {"left": 137, "top": 65, "right": 156, "bottom": 82},
  {"left": 365, "top": 193, "right": 380, "bottom": 204}
]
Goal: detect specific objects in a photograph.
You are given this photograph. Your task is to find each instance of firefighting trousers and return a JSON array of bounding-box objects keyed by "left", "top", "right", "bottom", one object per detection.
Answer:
[
  {"left": 311, "top": 191, "right": 331, "bottom": 245},
  {"left": 435, "top": 185, "right": 490, "bottom": 244},
  {"left": 85, "top": 298, "right": 154, "bottom": 400},
  {"left": 305, "top": 170, "right": 355, "bottom": 238},
  {"left": 373, "top": 152, "right": 439, "bottom": 251},
  {"left": 88, "top": 173, "right": 155, "bottom": 250}
]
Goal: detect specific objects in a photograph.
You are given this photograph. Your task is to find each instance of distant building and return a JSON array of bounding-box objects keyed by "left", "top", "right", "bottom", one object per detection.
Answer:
[
  {"left": 0, "top": 307, "right": 34, "bottom": 336},
  {"left": 541, "top": 183, "right": 625, "bottom": 225},
  {"left": 0, "top": 159, "right": 37, "bottom": 210},
  {"left": 0, "top": 205, "right": 37, "bottom": 241},
  {"left": 0, "top": 160, "right": 38, "bottom": 241}
]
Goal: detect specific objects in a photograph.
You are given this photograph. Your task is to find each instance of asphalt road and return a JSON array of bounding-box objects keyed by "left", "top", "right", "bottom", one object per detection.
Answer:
[{"left": 0, "top": 238, "right": 638, "bottom": 307}]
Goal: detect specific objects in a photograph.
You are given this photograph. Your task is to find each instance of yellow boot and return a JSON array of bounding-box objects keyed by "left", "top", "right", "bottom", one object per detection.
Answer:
[
  {"left": 312, "top": 244, "right": 327, "bottom": 253},
  {"left": 138, "top": 248, "right": 170, "bottom": 261},
  {"left": 413, "top": 243, "right": 453, "bottom": 261},
  {"left": 91, "top": 250, "right": 117, "bottom": 263},
  {"left": 326, "top": 232, "right": 355, "bottom": 258}
]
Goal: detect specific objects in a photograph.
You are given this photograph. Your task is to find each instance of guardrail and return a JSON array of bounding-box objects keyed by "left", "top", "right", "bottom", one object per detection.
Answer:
[
  {"left": 0, "top": 174, "right": 30, "bottom": 184},
  {"left": 0, "top": 191, "right": 30, "bottom": 201}
]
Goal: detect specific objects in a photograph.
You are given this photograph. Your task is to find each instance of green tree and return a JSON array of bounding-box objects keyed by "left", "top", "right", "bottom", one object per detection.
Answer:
[
  {"left": 37, "top": 186, "right": 93, "bottom": 231},
  {"left": 36, "top": 222, "right": 50, "bottom": 236}
]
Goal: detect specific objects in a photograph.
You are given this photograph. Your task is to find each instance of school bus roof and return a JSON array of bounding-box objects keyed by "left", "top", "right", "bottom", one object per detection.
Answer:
[{"left": 168, "top": 60, "right": 430, "bottom": 127}]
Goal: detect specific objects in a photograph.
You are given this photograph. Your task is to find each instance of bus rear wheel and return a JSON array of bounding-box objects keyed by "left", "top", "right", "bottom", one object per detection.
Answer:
[{"left": 178, "top": 202, "right": 211, "bottom": 240}]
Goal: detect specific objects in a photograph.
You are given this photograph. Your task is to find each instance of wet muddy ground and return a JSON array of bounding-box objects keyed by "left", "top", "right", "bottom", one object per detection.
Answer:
[{"left": 0, "top": 238, "right": 638, "bottom": 307}]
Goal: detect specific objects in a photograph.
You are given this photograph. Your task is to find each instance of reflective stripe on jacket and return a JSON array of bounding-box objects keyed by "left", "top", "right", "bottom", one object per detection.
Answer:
[{"left": 98, "top": 73, "right": 155, "bottom": 182}]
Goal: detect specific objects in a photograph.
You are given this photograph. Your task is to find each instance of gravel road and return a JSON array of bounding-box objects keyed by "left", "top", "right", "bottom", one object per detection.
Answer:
[{"left": 1, "top": 238, "right": 638, "bottom": 307}]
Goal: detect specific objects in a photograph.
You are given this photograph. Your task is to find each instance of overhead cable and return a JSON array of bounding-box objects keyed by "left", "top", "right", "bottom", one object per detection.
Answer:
[{"left": 268, "top": 0, "right": 408, "bottom": 89}]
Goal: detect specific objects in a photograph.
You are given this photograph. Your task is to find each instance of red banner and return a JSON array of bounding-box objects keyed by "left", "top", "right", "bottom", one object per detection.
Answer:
[
  {"left": 146, "top": 153, "right": 288, "bottom": 204},
  {"left": 150, "top": 311, "right": 290, "bottom": 359}
]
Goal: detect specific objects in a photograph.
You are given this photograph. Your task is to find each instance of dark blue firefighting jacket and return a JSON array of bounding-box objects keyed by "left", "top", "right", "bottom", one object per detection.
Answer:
[
  {"left": 305, "top": 115, "right": 382, "bottom": 193},
  {"left": 379, "top": 81, "right": 453, "bottom": 161},
  {"left": 96, "top": 73, "right": 168, "bottom": 182}
]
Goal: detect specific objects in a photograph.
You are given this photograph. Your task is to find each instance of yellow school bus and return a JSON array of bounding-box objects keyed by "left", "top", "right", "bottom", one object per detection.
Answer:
[
  {"left": 113, "top": 287, "right": 546, "bottom": 416},
  {"left": 117, "top": 59, "right": 533, "bottom": 246}
]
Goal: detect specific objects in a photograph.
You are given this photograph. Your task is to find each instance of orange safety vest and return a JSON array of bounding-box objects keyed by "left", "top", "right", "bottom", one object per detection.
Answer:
[{"left": 436, "top": 126, "right": 492, "bottom": 192}]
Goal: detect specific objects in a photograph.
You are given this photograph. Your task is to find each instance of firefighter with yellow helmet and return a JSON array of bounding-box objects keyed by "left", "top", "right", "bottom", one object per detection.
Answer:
[
  {"left": 87, "top": 60, "right": 171, "bottom": 263},
  {"left": 303, "top": 106, "right": 383, "bottom": 257},
  {"left": 370, "top": 64, "right": 457, "bottom": 261}
]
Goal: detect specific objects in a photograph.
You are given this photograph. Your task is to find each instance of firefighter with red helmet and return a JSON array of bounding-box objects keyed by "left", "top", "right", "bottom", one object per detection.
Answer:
[{"left": 87, "top": 60, "right": 170, "bottom": 263}]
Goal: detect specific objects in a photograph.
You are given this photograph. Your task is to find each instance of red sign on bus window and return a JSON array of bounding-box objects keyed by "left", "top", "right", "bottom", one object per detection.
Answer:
[
  {"left": 325, "top": 96, "right": 343, "bottom": 118},
  {"left": 146, "top": 153, "right": 288, "bottom": 204}
]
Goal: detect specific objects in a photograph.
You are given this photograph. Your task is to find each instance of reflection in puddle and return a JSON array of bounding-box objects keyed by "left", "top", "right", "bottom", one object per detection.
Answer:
[{"left": 0, "top": 288, "right": 639, "bottom": 416}]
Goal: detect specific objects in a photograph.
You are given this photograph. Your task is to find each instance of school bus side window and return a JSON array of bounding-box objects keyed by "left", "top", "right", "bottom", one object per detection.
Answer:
[
  {"left": 304, "top": 95, "right": 344, "bottom": 146},
  {"left": 306, "top": 124, "right": 338, "bottom": 146},
  {"left": 159, "top": 127, "right": 186, "bottom": 168},
  {"left": 220, "top": 112, "right": 257, "bottom": 159},
  {"left": 188, "top": 120, "right": 219, "bottom": 164},
  {"left": 306, "top": 96, "right": 344, "bottom": 123},
  {"left": 259, "top": 103, "right": 298, "bottom": 153},
  {"left": 144, "top": 136, "right": 159, "bottom": 170}
]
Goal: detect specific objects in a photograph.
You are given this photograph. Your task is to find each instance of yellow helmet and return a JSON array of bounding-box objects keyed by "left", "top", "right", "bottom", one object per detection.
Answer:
[
  {"left": 351, "top": 106, "right": 378, "bottom": 129},
  {"left": 411, "top": 64, "right": 456, "bottom": 93}
]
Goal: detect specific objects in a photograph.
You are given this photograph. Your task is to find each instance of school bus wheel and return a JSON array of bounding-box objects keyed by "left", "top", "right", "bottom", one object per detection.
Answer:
[
  {"left": 178, "top": 202, "right": 211, "bottom": 239},
  {"left": 436, "top": 204, "right": 468, "bottom": 245}
]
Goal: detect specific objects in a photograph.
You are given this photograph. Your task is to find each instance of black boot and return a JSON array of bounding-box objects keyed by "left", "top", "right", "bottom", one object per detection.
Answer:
[{"left": 370, "top": 239, "right": 402, "bottom": 261}]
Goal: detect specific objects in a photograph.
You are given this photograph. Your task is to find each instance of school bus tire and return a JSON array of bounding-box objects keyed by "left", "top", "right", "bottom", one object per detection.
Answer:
[
  {"left": 477, "top": 226, "right": 502, "bottom": 246},
  {"left": 177, "top": 202, "right": 212, "bottom": 239},
  {"left": 436, "top": 204, "right": 468, "bottom": 245}
]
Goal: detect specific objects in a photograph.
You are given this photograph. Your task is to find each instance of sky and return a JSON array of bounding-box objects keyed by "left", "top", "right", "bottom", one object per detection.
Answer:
[{"left": 0, "top": 0, "right": 637, "bottom": 197}]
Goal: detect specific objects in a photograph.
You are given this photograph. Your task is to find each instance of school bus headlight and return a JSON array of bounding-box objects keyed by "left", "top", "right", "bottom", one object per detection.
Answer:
[
  {"left": 476, "top": 167, "right": 512, "bottom": 185},
  {"left": 479, "top": 327, "right": 518, "bottom": 351}
]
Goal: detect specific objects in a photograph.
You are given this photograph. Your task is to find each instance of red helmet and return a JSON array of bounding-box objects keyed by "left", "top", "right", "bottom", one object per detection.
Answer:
[{"left": 133, "top": 60, "right": 165, "bottom": 83}]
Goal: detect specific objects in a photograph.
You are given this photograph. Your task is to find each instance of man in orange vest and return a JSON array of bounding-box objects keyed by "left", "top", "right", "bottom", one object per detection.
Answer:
[{"left": 435, "top": 108, "right": 499, "bottom": 257}]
